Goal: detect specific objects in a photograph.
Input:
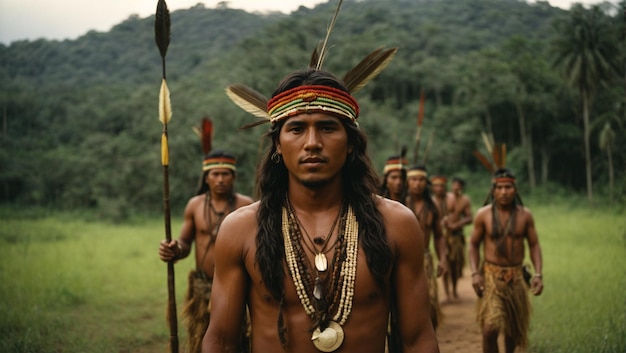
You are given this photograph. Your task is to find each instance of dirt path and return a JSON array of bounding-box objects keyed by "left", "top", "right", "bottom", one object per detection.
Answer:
[{"left": 436, "top": 268, "right": 484, "bottom": 353}]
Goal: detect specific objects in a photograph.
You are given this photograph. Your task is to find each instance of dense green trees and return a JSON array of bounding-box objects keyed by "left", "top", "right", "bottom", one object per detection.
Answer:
[{"left": 0, "top": 0, "right": 623, "bottom": 218}]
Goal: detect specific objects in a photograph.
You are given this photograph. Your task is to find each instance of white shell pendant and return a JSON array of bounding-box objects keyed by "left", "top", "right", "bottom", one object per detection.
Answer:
[
  {"left": 315, "top": 253, "right": 328, "bottom": 272},
  {"left": 311, "top": 321, "right": 344, "bottom": 352}
]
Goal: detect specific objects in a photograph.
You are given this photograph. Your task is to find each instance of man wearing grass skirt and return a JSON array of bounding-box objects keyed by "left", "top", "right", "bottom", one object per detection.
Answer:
[
  {"left": 158, "top": 150, "right": 253, "bottom": 353},
  {"left": 469, "top": 168, "right": 544, "bottom": 353},
  {"left": 405, "top": 165, "right": 448, "bottom": 330}
]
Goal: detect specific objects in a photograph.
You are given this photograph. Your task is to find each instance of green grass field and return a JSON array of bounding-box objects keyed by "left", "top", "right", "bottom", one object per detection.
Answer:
[{"left": 0, "top": 202, "right": 624, "bottom": 353}]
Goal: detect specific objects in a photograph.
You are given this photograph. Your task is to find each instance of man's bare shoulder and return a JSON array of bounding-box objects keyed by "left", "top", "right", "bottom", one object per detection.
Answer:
[
  {"left": 225, "top": 201, "right": 259, "bottom": 224},
  {"left": 186, "top": 194, "right": 206, "bottom": 209},
  {"left": 217, "top": 202, "right": 259, "bottom": 244},
  {"left": 377, "top": 197, "right": 420, "bottom": 238},
  {"left": 235, "top": 193, "right": 254, "bottom": 207},
  {"left": 475, "top": 204, "right": 491, "bottom": 218}
]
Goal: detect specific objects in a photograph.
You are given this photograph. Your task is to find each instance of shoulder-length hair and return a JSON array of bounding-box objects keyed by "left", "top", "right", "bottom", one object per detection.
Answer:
[{"left": 254, "top": 69, "right": 393, "bottom": 301}]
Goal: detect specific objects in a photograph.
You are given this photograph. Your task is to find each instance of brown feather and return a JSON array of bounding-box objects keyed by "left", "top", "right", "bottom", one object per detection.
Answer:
[
  {"left": 343, "top": 47, "right": 398, "bottom": 94},
  {"left": 417, "top": 88, "right": 425, "bottom": 127},
  {"left": 473, "top": 151, "right": 495, "bottom": 173},
  {"left": 500, "top": 144, "right": 507, "bottom": 169},
  {"left": 225, "top": 84, "right": 270, "bottom": 120},
  {"left": 492, "top": 143, "right": 502, "bottom": 170},
  {"left": 309, "top": 42, "right": 322, "bottom": 69},
  {"left": 239, "top": 119, "right": 271, "bottom": 130},
  {"left": 201, "top": 118, "right": 213, "bottom": 155}
]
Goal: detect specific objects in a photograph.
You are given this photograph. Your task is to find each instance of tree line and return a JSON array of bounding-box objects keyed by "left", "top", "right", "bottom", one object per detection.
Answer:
[{"left": 0, "top": 0, "right": 623, "bottom": 220}]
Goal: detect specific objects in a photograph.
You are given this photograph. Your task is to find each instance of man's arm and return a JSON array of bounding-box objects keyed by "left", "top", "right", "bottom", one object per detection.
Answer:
[
  {"left": 388, "top": 203, "right": 439, "bottom": 353},
  {"left": 525, "top": 208, "right": 544, "bottom": 296},
  {"left": 158, "top": 198, "right": 196, "bottom": 261},
  {"left": 202, "top": 211, "right": 249, "bottom": 352},
  {"left": 469, "top": 208, "right": 486, "bottom": 297}
]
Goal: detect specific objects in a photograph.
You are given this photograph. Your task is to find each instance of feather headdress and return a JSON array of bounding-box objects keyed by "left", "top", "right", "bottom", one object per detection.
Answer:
[
  {"left": 192, "top": 117, "right": 213, "bottom": 155},
  {"left": 473, "top": 131, "right": 507, "bottom": 174},
  {"left": 225, "top": 0, "right": 397, "bottom": 129}
]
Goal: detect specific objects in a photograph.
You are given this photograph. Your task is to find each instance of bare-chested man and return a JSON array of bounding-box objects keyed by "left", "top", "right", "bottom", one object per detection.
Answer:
[
  {"left": 406, "top": 165, "right": 448, "bottom": 330},
  {"left": 380, "top": 155, "right": 408, "bottom": 203},
  {"left": 202, "top": 70, "right": 439, "bottom": 353},
  {"left": 158, "top": 150, "right": 253, "bottom": 353},
  {"left": 469, "top": 168, "right": 543, "bottom": 353},
  {"left": 442, "top": 176, "right": 473, "bottom": 301}
]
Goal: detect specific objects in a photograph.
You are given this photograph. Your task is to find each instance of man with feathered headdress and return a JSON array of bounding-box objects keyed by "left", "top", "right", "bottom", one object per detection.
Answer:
[
  {"left": 405, "top": 165, "right": 448, "bottom": 330},
  {"left": 201, "top": 2, "right": 438, "bottom": 351},
  {"left": 158, "top": 124, "right": 253, "bottom": 353},
  {"left": 469, "top": 167, "right": 544, "bottom": 353}
]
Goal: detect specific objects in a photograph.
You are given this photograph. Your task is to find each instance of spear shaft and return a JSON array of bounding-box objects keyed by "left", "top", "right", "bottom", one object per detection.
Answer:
[{"left": 155, "top": 1, "right": 178, "bottom": 352}]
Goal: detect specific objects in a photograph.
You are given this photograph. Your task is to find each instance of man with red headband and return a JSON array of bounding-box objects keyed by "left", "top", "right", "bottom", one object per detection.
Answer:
[
  {"left": 469, "top": 168, "right": 544, "bottom": 353},
  {"left": 158, "top": 150, "right": 253, "bottom": 353},
  {"left": 202, "top": 69, "right": 439, "bottom": 353}
]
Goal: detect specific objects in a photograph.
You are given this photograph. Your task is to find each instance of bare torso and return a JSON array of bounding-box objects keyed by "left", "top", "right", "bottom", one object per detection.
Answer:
[
  {"left": 185, "top": 193, "right": 253, "bottom": 277},
  {"left": 204, "top": 197, "right": 438, "bottom": 353},
  {"left": 475, "top": 204, "right": 532, "bottom": 266}
]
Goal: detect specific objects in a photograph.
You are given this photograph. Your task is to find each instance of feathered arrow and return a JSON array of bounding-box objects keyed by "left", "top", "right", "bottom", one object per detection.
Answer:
[{"left": 155, "top": 1, "right": 178, "bottom": 352}]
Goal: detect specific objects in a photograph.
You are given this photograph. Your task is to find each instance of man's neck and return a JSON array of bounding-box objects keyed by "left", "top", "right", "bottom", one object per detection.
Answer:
[
  {"left": 410, "top": 192, "right": 425, "bottom": 201},
  {"left": 287, "top": 179, "right": 344, "bottom": 213},
  {"left": 209, "top": 191, "right": 231, "bottom": 202},
  {"left": 495, "top": 202, "right": 514, "bottom": 212}
]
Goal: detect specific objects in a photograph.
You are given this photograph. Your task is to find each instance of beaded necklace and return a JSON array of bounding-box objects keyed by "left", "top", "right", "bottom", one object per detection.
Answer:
[{"left": 282, "top": 200, "right": 359, "bottom": 352}]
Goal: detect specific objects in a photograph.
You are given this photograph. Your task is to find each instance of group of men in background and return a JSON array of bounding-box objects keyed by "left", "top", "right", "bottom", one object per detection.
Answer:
[{"left": 380, "top": 155, "right": 544, "bottom": 353}]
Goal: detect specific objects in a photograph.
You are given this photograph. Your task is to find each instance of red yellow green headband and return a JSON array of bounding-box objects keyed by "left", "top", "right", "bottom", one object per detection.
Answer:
[
  {"left": 203, "top": 156, "right": 237, "bottom": 172},
  {"left": 267, "top": 85, "right": 359, "bottom": 124}
]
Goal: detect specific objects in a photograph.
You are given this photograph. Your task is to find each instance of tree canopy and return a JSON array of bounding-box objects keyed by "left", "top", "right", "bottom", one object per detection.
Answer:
[{"left": 0, "top": 0, "right": 623, "bottom": 219}]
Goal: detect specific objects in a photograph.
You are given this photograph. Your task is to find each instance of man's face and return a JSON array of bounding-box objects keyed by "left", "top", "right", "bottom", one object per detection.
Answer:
[
  {"left": 492, "top": 182, "right": 516, "bottom": 206},
  {"left": 432, "top": 183, "right": 447, "bottom": 197},
  {"left": 407, "top": 175, "right": 428, "bottom": 196},
  {"left": 206, "top": 168, "right": 235, "bottom": 196},
  {"left": 385, "top": 170, "right": 404, "bottom": 196},
  {"left": 452, "top": 181, "right": 462, "bottom": 195},
  {"left": 276, "top": 113, "right": 351, "bottom": 188}
]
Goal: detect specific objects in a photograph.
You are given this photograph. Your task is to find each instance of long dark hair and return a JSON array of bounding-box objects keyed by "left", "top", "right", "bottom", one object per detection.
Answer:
[
  {"left": 380, "top": 169, "right": 408, "bottom": 204},
  {"left": 255, "top": 69, "right": 392, "bottom": 301}
]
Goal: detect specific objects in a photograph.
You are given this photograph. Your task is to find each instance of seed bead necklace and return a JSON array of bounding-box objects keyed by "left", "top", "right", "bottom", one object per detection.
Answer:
[{"left": 282, "top": 201, "right": 359, "bottom": 352}]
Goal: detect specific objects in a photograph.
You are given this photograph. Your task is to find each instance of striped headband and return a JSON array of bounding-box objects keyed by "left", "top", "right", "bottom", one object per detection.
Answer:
[
  {"left": 203, "top": 156, "right": 237, "bottom": 172},
  {"left": 493, "top": 177, "right": 516, "bottom": 184},
  {"left": 430, "top": 176, "right": 447, "bottom": 185},
  {"left": 407, "top": 169, "right": 428, "bottom": 178},
  {"left": 267, "top": 85, "right": 359, "bottom": 124},
  {"left": 383, "top": 158, "right": 409, "bottom": 174}
]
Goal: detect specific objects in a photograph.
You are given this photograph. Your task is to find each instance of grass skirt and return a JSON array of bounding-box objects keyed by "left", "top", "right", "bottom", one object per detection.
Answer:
[
  {"left": 183, "top": 270, "right": 212, "bottom": 353},
  {"left": 425, "top": 252, "right": 443, "bottom": 329},
  {"left": 476, "top": 262, "right": 531, "bottom": 350}
]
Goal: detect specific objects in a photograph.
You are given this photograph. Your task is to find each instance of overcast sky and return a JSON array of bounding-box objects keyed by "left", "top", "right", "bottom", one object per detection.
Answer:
[{"left": 0, "top": 0, "right": 616, "bottom": 45}]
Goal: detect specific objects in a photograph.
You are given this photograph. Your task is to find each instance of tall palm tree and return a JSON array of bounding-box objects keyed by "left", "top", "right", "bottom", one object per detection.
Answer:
[{"left": 551, "top": 4, "right": 620, "bottom": 202}]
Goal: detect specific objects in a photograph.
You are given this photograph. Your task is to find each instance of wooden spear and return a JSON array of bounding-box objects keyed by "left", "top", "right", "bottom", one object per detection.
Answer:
[{"left": 155, "top": 1, "right": 178, "bottom": 352}]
